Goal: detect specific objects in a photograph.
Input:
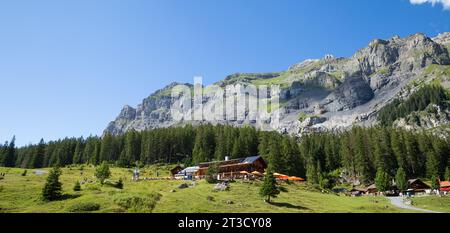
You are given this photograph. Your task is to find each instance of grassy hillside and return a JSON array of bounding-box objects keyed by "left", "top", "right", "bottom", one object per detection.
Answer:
[
  {"left": 0, "top": 166, "right": 418, "bottom": 213},
  {"left": 411, "top": 196, "right": 450, "bottom": 213}
]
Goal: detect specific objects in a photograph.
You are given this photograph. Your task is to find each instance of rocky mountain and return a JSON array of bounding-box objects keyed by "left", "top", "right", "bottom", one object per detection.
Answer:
[{"left": 105, "top": 32, "right": 450, "bottom": 136}]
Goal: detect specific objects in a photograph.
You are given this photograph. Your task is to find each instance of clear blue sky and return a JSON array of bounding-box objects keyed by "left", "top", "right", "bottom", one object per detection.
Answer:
[{"left": 0, "top": 0, "right": 449, "bottom": 146}]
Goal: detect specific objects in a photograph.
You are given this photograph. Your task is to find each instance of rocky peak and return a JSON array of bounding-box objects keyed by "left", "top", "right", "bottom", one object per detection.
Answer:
[{"left": 104, "top": 32, "right": 450, "bottom": 136}]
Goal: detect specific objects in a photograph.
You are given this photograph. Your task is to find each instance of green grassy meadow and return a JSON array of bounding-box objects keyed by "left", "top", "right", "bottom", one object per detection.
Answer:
[
  {"left": 411, "top": 196, "right": 450, "bottom": 213},
  {"left": 0, "top": 166, "right": 430, "bottom": 213}
]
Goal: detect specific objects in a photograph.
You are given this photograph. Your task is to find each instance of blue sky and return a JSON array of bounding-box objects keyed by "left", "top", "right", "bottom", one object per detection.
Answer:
[{"left": 0, "top": 0, "right": 449, "bottom": 146}]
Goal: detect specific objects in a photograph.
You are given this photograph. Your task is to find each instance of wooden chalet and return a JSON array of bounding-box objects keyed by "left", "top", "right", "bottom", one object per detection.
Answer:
[
  {"left": 365, "top": 184, "right": 378, "bottom": 194},
  {"left": 407, "top": 179, "right": 431, "bottom": 192},
  {"left": 196, "top": 156, "right": 267, "bottom": 179},
  {"left": 170, "top": 165, "right": 184, "bottom": 177}
]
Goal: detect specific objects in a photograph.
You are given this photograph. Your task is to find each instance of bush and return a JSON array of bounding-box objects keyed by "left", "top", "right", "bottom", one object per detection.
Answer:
[
  {"left": 84, "top": 183, "right": 101, "bottom": 191},
  {"left": 116, "top": 179, "right": 124, "bottom": 189},
  {"left": 112, "top": 192, "right": 161, "bottom": 213},
  {"left": 73, "top": 181, "right": 81, "bottom": 191},
  {"left": 67, "top": 202, "right": 100, "bottom": 212},
  {"left": 95, "top": 162, "right": 111, "bottom": 185}
]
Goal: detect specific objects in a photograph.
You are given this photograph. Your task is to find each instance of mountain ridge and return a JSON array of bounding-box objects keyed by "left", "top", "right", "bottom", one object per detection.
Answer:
[{"left": 105, "top": 32, "right": 450, "bottom": 136}]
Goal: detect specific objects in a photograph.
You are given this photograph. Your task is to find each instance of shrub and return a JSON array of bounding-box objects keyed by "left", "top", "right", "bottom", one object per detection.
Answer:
[
  {"left": 67, "top": 202, "right": 100, "bottom": 212},
  {"left": 73, "top": 181, "right": 81, "bottom": 191},
  {"left": 112, "top": 192, "right": 161, "bottom": 213},
  {"left": 116, "top": 179, "right": 124, "bottom": 189},
  {"left": 95, "top": 162, "right": 111, "bottom": 185},
  {"left": 84, "top": 183, "right": 101, "bottom": 191}
]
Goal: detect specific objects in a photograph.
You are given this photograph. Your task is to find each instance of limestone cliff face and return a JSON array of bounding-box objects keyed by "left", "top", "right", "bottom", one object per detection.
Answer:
[{"left": 105, "top": 33, "right": 450, "bottom": 136}]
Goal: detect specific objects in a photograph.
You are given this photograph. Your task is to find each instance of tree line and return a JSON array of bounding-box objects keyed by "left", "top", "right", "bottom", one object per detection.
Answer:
[
  {"left": 378, "top": 84, "right": 449, "bottom": 126},
  {"left": 1, "top": 125, "right": 449, "bottom": 187}
]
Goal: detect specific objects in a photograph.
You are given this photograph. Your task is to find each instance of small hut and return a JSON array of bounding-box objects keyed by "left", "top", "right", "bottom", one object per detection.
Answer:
[
  {"left": 170, "top": 165, "right": 184, "bottom": 177},
  {"left": 365, "top": 184, "right": 378, "bottom": 195}
]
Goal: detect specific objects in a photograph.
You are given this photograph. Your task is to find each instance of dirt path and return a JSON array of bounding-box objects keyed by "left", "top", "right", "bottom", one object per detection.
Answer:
[{"left": 386, "top": 197, "right": 441, "bottom": 213}]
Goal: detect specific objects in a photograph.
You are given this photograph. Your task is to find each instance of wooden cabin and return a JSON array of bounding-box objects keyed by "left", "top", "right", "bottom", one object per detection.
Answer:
[
  {"left": 407, "top": 179, "right": 431, "bottom": 192},
  {"left": 365, "top": 184, "right": 378, "bottom": 195},
  {"left": 196, "top": 156, "right": 267, "bottom": 179},
  {"left": 170, "top": 165, "right": 184, "bottom": 177}
]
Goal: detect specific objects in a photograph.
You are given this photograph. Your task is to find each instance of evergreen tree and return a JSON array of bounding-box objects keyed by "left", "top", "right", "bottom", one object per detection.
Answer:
[
  {"left": 42, "top": 167, "right": 63, "bottom": 201},
  {"left": 426, "top": 150, "right": 439, "bottom": 179},
  {"left": 99, "top": 133, "right": 114, "bottom": 162},
  {"left": 267, "top": 139, "right": 282, "bottom": 172},
  {"left": 3, "top": 136, "right": 16, "bottom": 167},
  {"left": 73, "top": 181, "right": 81, "bottom": 191},
  {"left": 95, "top": 161, "right": 111, "bottom": 185},
  {"left": 31, "top": 139, "right": 45, "bottom": 168},
  {"left": 395, "top": 168, "right": 408, "bottom": 192},
  {"left": 445, "top": 167, "right": 450, "bottom": 181},
  {"left": 205, "top": 163, "right": 219, "bottom": 184},
  {"left": 431, "top": 175, "right": 440, "bottom": 190},
  {"left": 231, "top": 138, "right": 243, "bottom": 159},
  {"left": 259, "top": 169, "right": 280, "bottom": 203},
  {"left": 375, "top": 168, "right": 390, "bottom": 192}
]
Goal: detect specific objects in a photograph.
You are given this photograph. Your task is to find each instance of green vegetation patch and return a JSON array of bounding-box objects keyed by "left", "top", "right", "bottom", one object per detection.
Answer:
[
  {"left": 411, "top": 196, "right": 450, "bottom": 213},
  {"left": 112, "top": 192, "right": 162, "bottom": 213},
  {"left": 67, "top": 202, "right": 100, "bottom": 212}
]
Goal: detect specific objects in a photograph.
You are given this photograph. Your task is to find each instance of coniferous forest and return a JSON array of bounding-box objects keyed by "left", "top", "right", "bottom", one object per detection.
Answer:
[{"left": 1, "top": 125, "right": 448, "bottom": 187}]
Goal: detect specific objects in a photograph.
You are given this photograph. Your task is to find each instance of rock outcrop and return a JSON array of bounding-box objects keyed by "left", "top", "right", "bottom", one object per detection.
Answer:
[{"left": 105, "top": 33, "right": 450, "bottom": 136}]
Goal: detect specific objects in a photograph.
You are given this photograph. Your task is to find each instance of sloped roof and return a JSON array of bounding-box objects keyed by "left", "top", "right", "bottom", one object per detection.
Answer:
[
  {"left": 198, "top": 155, "right": 265, "bottom": 167},
  {"left": 178, "top": 166, "right": 199, "bottom": 174},
  {"left": 240, "top": 156, "right": 262, "bottom": 164}
]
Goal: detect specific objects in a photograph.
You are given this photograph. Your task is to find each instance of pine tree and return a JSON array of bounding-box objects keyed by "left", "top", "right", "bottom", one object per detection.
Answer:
[
  {"left": 205, "top": 163, "right": 219, "bottom": 184},
  {"left": 231, "top": 138, "right": 244, "bottom": 159},
  {"left": 375, "top": 168, "right": 390, "bottom": 192},
  {"left": 3, "top": 136, "right": 16, "bottom": 167},
  {"left": 73, "top": 181, "right": 81, "bottom": 191},
  {"left": 95, "top": 161, "right": 111, "bottom": 185},
  {"left": 99, "top": 133, "right": 113, "bottom": 162},
  {"left": 259, "top": 169, "right": 280, "bottom": 203},
  {"left": 431, "top": 175, "right": 440, "bottom": 190},
  {"left": 31, "top": 139, "right": 45, "bottom": 168},
  {"left": 267, "top": 139, "right": 282, "bottom": 172},
  {"left": 445, "top": 167, "right": 450, "bottom": 181},
  {"left": 426, "top": 150, "right": 439, "bottom": 179},
  {"left": 395, "top": 168, "right": 408, "bottom": 192},
  {"left": 42, "top": 167, "right": 63, "bottom": 201},
  {"left": 72, "top": 139, "right": 83, "bottom": 164}
]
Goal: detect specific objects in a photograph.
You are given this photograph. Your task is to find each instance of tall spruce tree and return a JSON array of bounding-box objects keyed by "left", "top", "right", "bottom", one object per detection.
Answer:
[
  {"left": 42, "top": 166, "right": 63, "bottom": 201},
  {"left": 259, "top": 169, "right": 280, "bottom": 203},
  {"left": 3, "top": 136, "right": 16, "bottom": 167},
  {"left": 395, "top": 168, "right": 408, "bottom": 192},
  {"left": 375, "top": 168, "right": 390, "bottom": 192}
]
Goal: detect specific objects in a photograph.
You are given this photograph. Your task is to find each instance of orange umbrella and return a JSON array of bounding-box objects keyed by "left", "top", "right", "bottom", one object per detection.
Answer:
[
  {"left": 251, "top": 171, "right": 263, "bottom": 176},
  {"left": 288, "top": 176, "right": 305, "bottom": 181},
  {"left": 240, "top": 171, "right": 250, "bottom": 174},
  {"left": 273, "top": 173, "right": 288, "bottom": 177}
]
